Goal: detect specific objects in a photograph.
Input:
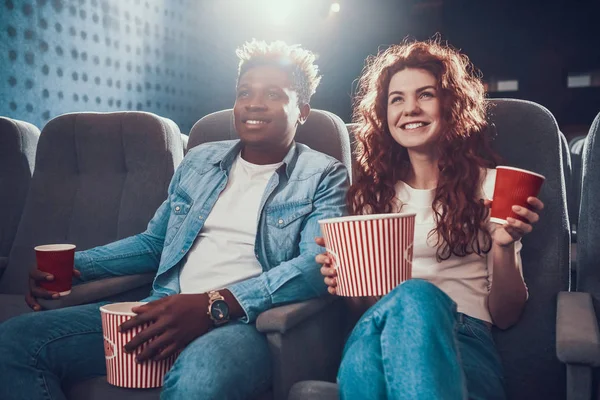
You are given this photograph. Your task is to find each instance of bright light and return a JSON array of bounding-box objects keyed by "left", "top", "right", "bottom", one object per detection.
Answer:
[
  {"left": 266, "top": 0, "right": 295, "bottom": 25},
  {"left": 330, "top": 2, "right": 341, "bottom": 13}
]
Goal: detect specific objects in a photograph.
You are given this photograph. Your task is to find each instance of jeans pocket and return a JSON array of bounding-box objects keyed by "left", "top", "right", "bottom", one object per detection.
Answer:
[{"left": 458, "top": 315, "right": 493, "bottom": 345}]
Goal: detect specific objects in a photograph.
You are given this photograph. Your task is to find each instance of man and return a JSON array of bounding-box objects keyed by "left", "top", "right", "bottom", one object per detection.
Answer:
[{"left": 0, "top": 40, "right": 348, "bottom": 399}]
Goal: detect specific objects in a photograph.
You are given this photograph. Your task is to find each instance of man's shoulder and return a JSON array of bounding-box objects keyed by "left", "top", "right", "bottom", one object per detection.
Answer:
[
  {"left": 183, "top": 140, "right": 238, "bottom": 165},
  {"left": 292, "top": 143, "right": 345, "bottom": 176}
]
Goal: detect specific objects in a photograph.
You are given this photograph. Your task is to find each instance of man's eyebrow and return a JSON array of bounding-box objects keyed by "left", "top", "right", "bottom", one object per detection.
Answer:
[{"left": 388, "top": 85, "right": 437, "bottom": 97}]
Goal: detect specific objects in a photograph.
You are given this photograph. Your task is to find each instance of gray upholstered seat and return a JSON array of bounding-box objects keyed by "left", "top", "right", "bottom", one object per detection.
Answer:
[
  {"left": 557, "top": 111, "right": 600, "bottom": 400},
  {"left": 66, "top": 108, "right": 352, "bottom": 400},
  {"left": 0, "top": 117, "right": 40, "bottom": 278},
  {"left": 290, "top": 98, "right": 571, "bottom": 400},
  {"left": 0, "top": 112, "right": 183, "bottom": 322}
]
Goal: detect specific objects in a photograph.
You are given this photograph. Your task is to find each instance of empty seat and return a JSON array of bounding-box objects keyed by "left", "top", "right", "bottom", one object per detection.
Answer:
[
  {"left": 0, "top": 112, "right": 183, "bottom": 322},
  {"left": 0, "top": 117, "right": 40, "bottom": 277}
]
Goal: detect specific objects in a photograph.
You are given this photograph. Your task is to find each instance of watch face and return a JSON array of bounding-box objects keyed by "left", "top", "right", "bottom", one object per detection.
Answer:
[{"left": 210, "top": 300, "right": 229, "bottom": 321}]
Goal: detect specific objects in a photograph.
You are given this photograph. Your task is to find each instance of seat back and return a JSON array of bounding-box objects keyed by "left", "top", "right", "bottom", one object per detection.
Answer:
[
  {"left": 0, "top": 118, "right": 40, "bottom": 259},
  {"left": 187, "top": 109, "right": 352, "bottom": 175},
  {"left": 0, "top": 112, "right": 183, "bottom": 295},
  {"left": 569, "top": 135, "right": 587, "bottom": 235},
  {"left": 487, "top": 99, "right": 570, "bottom": 400},
  {"left": 576, "top": 112, "right": 600, "bottom": 303}
]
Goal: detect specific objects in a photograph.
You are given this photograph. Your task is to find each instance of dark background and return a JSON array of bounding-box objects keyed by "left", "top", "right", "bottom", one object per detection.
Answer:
[{"left": 1, "top": 0, "right": 599, "bottom": 136}]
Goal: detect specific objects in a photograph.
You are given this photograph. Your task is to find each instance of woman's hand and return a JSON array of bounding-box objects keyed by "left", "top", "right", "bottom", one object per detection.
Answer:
[
  {"left": 315, "top": 237, "right": 338, "bottom": 295},
  {"left": 484, "top": 197, "right": 544, "bottom": 247}
]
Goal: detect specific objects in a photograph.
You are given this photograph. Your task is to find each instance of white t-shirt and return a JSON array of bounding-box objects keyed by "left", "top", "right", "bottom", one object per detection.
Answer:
[
  {"left": 394, "top": 168, "right": 524, "bottom": 323},
  {"left": 179, "top": 153, "right": 282, "bottom": 294}
]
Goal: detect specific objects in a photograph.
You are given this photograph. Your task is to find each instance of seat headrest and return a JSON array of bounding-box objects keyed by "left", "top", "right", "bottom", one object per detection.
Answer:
[{"left": 187, "top": 109, "right": 352, "bottom": 172}]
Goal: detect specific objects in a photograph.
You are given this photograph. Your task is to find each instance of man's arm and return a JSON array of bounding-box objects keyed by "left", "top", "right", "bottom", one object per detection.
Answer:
[
  {"left": 226, "top": 161, "right": 349, "bottom": 323},
  {"left": 74, "top": 162, "right": 185, "bottom": 282}
]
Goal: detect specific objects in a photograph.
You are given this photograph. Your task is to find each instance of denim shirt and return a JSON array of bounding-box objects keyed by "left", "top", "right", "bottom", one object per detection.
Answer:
[{"left": 74, "top": 140, "right": 349, "bottom": 322}]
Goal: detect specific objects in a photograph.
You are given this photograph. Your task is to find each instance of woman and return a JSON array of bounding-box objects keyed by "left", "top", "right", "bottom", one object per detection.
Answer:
[{"left": 317, "top": 40, "right": 544, "bottom": 399}]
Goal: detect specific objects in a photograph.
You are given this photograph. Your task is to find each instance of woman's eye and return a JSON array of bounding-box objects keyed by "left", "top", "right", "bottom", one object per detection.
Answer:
[
  {"left": 268, "top": 92, "right": 280, "bottom": 99},
  {"left": 420, "top": 92, "right": 434, "bottom": 99},
  {"left": 390, "top": 96, "right": 403, "bottom": 104},
  {"left": 237, "top": 90, "right": 249, "bottom": 98}
]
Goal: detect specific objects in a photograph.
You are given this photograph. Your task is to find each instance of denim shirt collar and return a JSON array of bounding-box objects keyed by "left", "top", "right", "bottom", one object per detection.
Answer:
[{"left": 214, "top": 140, "right": 298, "bottom": 179}]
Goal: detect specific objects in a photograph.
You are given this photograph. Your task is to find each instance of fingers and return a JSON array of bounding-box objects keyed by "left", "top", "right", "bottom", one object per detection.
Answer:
[
  {"left": 120, "top": 312, "right": 155, "bottom": 333},
  {"left": 123, "top": 322, "right": 164, "bottom": 354},
  {"left": 30, "top": 269, "right": 54, "bottom": 282},
  {"left": 316, "top": 253, "right": 331, "bottom": 266},
  {"left": 483, "top": 199, "right": 492, "bottom": 208},
  {"left": 511, "top": 205, "right": 539, "bottom": 224},
  {"left": 324, "top": 276, "right": 337, "bottom": 287},
  {"left": 506, "top": 217, "right": 532, "bottom": 235},
  {"left": 320, "top": 265, "right": 337, "bottom": 277},
  {"left": 29, "top": 274, "right": 59, "bottom": 299},
  {"left": 527, "top": 197, "right": 545, "bottom": 211},
  {"left": 25, "top": 289, "right": 41, "bottom": 311},
  {"left": 72, "top": 269, "right": 81, "bottom": 278},
  {"left": 327, "top": 286, "right": 337, "bottom": 295},
  {"left": 134, "top": 331, "right": 170, "bottom": 362},
  {"left": 152, "top": 342, "right": 179, "bottom": 362},
  {"left": 315, "top": 237, "right": 326, "bottom": 246}
]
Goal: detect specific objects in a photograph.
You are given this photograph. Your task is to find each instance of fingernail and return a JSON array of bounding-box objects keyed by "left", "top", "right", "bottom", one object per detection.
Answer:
[
  {"left": 34, "top": 306, "right": 40, "bottom": 311},
  {"left": 46, "top": 275, "right": 54, "bottom": 281},
  {"left": 507, "top": 217, "right": 515, "bottom": 223},
  {"left": 512, "top": 206, "right": 521, "bottom": 211},
  {"left": 52, "top": 293, "right": 59, "bottom": 299}
]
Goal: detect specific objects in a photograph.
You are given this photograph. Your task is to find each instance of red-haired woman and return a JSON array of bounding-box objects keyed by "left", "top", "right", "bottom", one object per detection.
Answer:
[{"left": 317, "top": 41, "right": 544, "bottom": 399}]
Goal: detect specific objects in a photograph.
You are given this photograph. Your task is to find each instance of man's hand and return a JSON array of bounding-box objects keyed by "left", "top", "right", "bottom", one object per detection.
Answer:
[
  {"left": 25, "top": 268, "right": 81, "bottom": 311},
  {"left": 120, "top": 294, "right": 212, "bottom": 362}
]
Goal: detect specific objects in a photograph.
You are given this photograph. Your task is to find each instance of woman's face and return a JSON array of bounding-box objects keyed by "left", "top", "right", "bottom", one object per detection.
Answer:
[{"left": 386, "top": 68, "right": 443, "bottom": 156}]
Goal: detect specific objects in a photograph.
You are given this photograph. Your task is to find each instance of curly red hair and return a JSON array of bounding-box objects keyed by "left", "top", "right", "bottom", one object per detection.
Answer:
[{"left": 349, "top": 40, "right": 501, "bottom": 261}]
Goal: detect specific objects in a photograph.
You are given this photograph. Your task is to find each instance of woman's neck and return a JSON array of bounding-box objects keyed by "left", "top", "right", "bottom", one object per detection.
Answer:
[{"left": 404, "top": 150, "right": 439, "bottom": 190}]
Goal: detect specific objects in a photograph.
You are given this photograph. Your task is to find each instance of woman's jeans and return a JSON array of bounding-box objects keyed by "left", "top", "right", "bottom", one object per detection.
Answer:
[{"left": 338, "top": 279, "right": 505, "bottom": 400}]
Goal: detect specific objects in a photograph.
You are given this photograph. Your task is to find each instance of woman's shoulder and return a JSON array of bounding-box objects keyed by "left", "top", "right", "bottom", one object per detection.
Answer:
[{"left": 480, "top": 168, "right": 497, "bottom": 200}]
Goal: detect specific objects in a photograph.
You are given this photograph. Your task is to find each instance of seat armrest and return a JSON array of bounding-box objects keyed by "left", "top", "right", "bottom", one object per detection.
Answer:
[
  {"left": 38, "top": 273, "right": 155, "bottom": 310},
  {"left": 556, "top": 291, "right": 600, "bottom": 365},
  {"left": 256, "top": 296, "right": 338, "bottom": 334},
  {"left": 0, "top": 257, "right": 8, "bottom": 277}
]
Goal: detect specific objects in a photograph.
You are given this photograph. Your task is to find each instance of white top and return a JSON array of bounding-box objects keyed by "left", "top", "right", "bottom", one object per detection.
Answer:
[
  {"left": 179, "top": 153, "right": 282, "bottom": 294},
  {"left": 394, "top": 168, "right": 524, "bottom": 323}
]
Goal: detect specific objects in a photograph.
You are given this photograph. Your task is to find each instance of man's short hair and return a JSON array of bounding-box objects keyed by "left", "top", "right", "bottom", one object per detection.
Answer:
[{"left": 236, "top": 39, "right": 322, "bottom": 105}]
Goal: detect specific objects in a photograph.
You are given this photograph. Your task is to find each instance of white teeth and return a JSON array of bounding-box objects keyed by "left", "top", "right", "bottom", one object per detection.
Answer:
[
  {"left": 404, "top": 122, "right": 426, "bottom": 130},
  {"left": 246, "top": 120, "right": 267, "bottom": 125}
]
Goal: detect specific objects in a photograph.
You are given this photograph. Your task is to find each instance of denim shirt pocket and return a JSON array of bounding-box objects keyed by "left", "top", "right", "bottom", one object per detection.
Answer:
[
  {"left": 264, "top": 199, "right": 313, "bottom": 262},
  {"left": 164, "top": 189, "right": 193, "bottom": 246}
]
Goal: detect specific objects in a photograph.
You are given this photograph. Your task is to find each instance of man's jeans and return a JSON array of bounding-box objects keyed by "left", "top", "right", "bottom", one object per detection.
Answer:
[
  {"left": 0, "top": 302, "right": 272, "bottom": 400},
  {"left": 338, "top": 279, "right": 505, "bottom": 400}
]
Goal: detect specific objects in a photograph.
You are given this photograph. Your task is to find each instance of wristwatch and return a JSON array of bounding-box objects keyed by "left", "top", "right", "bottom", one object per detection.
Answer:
[{"left": 207, "top": 290, "right": 230, "bottom": 326}]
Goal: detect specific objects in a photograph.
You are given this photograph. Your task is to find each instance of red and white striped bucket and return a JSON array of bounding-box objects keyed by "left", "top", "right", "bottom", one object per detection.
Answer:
[
  {"left": 319, "top": 213, "right": 416, "bottom": 297},
  {"left": 100, "top": 302, "right": 178, "bottom": 388}
]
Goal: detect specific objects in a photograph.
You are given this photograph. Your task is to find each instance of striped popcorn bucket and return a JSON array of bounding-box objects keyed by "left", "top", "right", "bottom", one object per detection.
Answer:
[
  {"left": 100, "top": 302, "right": 178, "bottom": 388},
  {"left": 319, "top": 213, "right": 416, "bottom": 297}
]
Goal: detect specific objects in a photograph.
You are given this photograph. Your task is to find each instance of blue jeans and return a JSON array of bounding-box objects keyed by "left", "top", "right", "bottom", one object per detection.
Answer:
[
  {"left": 0, "top": 302, "right": 272, "bottom": 400},
  {"left": 338, "top": 279, "right": 505, "bottom": 400}
]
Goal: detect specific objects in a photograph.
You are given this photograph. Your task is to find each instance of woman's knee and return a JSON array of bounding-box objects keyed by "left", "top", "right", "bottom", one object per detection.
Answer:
[{"left": 375, "top": 279, "right": 455, "bottom": 321}]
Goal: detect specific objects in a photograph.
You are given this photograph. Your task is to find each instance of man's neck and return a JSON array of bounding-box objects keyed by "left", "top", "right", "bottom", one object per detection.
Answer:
[{"left": 241, "top": 143, "right": 292, "bottom": 165}]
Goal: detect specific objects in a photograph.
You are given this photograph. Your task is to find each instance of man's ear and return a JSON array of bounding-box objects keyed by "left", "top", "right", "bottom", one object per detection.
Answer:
[{"left": 298, "top": 103, "right": 311, "bottom": 125}]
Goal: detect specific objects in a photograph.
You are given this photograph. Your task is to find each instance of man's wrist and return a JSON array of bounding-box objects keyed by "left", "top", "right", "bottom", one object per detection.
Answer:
[{"left": 220, "top": 289, "right": 245, "bottom": 319}]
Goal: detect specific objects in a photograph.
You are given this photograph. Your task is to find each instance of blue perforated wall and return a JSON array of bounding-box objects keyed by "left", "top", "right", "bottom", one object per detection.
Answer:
[{"left": 0, "top": 0, "right": 213, "bottom": 133}]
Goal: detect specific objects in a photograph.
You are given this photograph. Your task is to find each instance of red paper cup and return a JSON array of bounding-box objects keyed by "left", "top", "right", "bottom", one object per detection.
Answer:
[
  {"left": 100, "top": 302, "right": 178, "bottom": 388},
  {"left": 319, "top": 213, "right": 416, "bottom": 297},
  {"left": 490, "top": 166, "right": 545, "bottom": 225},
  {"left": 34, "top": 244, "right": 76, "bottom": 296}
]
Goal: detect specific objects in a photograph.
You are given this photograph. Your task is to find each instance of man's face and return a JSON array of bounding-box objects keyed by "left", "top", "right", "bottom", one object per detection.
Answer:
[{"left": 234, "top": 65, "right": 309, "bottom": 151}]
